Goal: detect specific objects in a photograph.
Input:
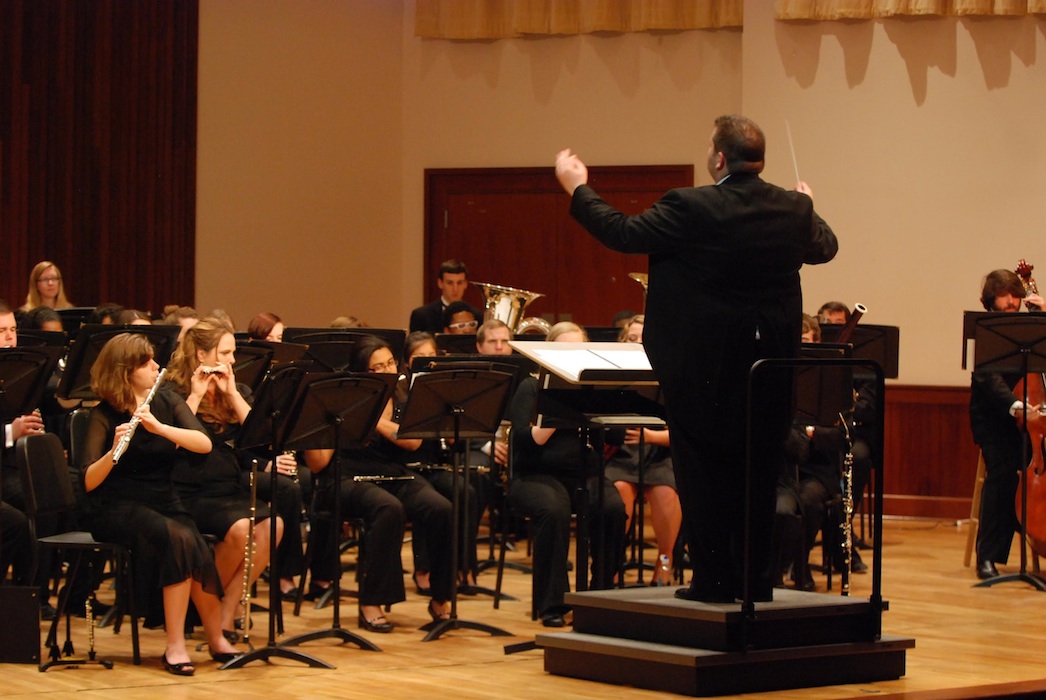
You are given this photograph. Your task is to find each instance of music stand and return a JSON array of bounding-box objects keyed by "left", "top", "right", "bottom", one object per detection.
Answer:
[
  {"left": 11, "top": 330, "right": 67, "bottom": 349},
  {"left": 0, "top": 346, "right": 64, "bottom": 665},
  {"left": 435, "top": 333, "right": 479, "bottom": 356},
  {"left": 283, "top": 328, "right": 407, "bottom": 366},
  {"left": 243, "top": 339, "right": 309, "bottom": 366},
  {"left": 56, "top": 325, "right": 179, "bottom": 401},
  {"left": 970, "top": 312, "right": 1046, "bottom": 591},
  {"left": 231, "top": 341, "right": 274, "bottom": 397},
  {"left": 275, "top": 372, "right": 396, "bottom": 654},
  {"left": 221, "top": 363, "right": 334, "bottom": 669},
  {"left": 396, "top": 369, "right": 515, "bottom": 641},
  {"left": 56, "top": 307, "right": 93, "bottom": 334}
]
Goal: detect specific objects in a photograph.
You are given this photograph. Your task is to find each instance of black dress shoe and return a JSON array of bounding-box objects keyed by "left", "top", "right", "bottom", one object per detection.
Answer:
[
  {"left": 977, "top": 559, "right": 1000, "bottom": 580},
  {"left": 40, "top": 603, "right": 57, "bottom": 621},
  {"left": 280, "top": 587, "right": 300, "bottom": 602},
  {"left": 210, "top": 651, "right": 240, "bottom": 663},
  {"left": 674, "top": 586, "right": 736, "bottom": 604},
  {"left": 540, "top": 613, "right": 565, "bottom": 628}
]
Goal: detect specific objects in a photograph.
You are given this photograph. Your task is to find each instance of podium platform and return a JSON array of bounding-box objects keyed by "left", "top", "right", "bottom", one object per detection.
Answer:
[{"left": 536, "top": 586, "right": 914, "bottom": 696}]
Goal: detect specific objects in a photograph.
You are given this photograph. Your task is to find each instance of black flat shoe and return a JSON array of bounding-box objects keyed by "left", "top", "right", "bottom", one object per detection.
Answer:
[
  {"left": 358, "top": 611, "right": 393, "bottom": 633},
  {"left": 210, "top": 651, "right": 240, "bottom": 663},
  {"left": 162, "top": 654, "right": 195, "bottom": 676},
  {"left": 281, "top": 587, "right": 300, "bottom": 601},
  {"left": 222, "top": 629, "right": 240, "bottom": 644},
  {"left": 303, "top": 582, "right": 331, "bottom": 602},
  {"left": 977, "top": 559, "right": 1000, "bottom": 580}
]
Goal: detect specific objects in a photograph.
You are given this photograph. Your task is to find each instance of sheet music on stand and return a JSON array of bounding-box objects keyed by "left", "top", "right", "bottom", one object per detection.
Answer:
[{"left": 509, "top": 341, "right": 658, "bottom": 386}]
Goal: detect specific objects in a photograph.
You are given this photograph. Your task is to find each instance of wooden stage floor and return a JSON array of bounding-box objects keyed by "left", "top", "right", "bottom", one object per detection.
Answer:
[{"left": 4, "top": 518, "right": 1046, "bottom": 699}]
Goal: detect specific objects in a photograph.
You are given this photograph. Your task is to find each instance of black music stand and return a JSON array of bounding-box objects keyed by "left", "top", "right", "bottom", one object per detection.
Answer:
[
  {"left": 231, "top": 341, "right": 274, "bottom": 397},
  {"left": 275, "top": 372, "right": 395, "bottom": 654},
  {"left": 0, "top": 346, "right": 64, "bottom": 665},
  {"left": 283, "top": 328, "right": 406, "bottom": 366},
  {"left": 396, "top": 369, "right": 515, "bottom": 641},
  {"left": 56, "top": 325, "right": 179, "bottom": 401},
  {"left": 435, "top": 333, "right": 479, "bottom": 356},
  {"left": 970, "top": 312, "right": 1046, "bottom": 591},
  {"left": 221, "top": 363, "right": 334, "bottom": 669}
]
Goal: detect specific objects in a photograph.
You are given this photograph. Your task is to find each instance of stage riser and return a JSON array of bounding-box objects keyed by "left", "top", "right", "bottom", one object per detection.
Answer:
[
  {"left": 573, "top": 607, "right": 876, "bottom": 651},
  {"left": 541, "top": 640, "right": 910, "bottom": 696}
]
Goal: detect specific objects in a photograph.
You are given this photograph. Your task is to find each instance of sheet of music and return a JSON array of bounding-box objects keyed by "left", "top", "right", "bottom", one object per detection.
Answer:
[{"left": 509, "top": 341, "right": 655, "bottom": 385}]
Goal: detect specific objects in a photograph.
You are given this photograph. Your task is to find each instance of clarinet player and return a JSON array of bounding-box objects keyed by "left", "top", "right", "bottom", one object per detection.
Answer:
[{"left": 79, "top": 333, "right": 240, "bottom": 676}]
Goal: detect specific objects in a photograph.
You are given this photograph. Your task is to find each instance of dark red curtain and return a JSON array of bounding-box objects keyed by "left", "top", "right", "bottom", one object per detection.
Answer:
[{"left": 0, "top": 0, "right": 198, "bottom": 317}]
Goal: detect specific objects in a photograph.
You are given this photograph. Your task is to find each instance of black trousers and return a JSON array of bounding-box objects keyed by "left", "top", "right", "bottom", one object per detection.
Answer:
[
  {"left": 312, "top": 475, "right": 453, "bottom": 606},
  {"left": 506, "top": 473, "right": 625, "bottom": 618}
]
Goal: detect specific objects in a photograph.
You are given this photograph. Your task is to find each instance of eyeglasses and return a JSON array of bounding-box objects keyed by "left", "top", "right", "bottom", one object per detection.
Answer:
[
  {"left": 368, "top": 357, "right": 398, "bottom": 373},
  {"left": 448, "top": 320, "right": 478, "bottom": 331},
  {"left": 38, "top": 277, "right": 61, "bottom": 284}
]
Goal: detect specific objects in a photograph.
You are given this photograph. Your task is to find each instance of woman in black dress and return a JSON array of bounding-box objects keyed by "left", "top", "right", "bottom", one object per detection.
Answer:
[
  {"left": 80, "top": 333, "right": 239, "bottom": 676},
  {"left": 167, "top": 318, "right": 284, "bottom": 636}
]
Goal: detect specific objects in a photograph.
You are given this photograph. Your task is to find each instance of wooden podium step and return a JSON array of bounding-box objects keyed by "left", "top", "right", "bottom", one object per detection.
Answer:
[
  {"left": 566, "top": 586, "right": 882, "bottom": 651},
  {"left": 534, "top": 587, "right": 914, "bottom": 696},
  {"left": 537, "top": 630, "right": 915, "bottom": 697}
]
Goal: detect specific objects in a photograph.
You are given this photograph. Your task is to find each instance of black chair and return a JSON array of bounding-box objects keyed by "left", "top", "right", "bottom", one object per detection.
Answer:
[
  {"left": 293, "top": 474, "right": 365, "bottom": 614},
  {"left": 16, "top": 433, "right": 141, "bottom": 667}
]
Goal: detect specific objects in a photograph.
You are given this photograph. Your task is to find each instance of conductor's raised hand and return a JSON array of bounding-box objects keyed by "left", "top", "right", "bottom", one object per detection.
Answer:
[{"left": 555, "top": 148, "right": 588, "bottom": 195}]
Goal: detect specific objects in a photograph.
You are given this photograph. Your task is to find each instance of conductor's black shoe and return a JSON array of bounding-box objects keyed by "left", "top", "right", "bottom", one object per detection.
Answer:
[
  {"left": 540, "top": 613, "right": 566, "bottom": 628},
  {"left": 674, "top": 586, "right": 735, "bottom": 604},
  {"left": 976, "top": 559, "right": 1000, "bottom": 580}
]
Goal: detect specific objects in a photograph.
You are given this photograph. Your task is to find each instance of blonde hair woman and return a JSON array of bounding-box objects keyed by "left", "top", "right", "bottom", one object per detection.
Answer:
[{"left": 22, "top": 261, "right": 73, "bottom": 312}]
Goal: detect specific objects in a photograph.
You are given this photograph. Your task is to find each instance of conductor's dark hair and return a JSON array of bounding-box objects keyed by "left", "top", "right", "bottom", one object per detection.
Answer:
[
  {"left": 350, "top": 334, "right": 393, "bottom": 373},
  {"left": 713, "top": 115, "right": 765, "bottom": 174},
  {"left": 981, "top": 269, "right": 1026, "bottom": 311},
  {"left": 438, "top": 259, "right": 469, "bottom": 278}
]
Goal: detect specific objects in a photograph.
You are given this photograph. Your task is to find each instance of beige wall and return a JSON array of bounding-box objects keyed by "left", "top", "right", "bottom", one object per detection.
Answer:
[{"left": 197, "top": 0, "right": 1046, "bottom": 385}]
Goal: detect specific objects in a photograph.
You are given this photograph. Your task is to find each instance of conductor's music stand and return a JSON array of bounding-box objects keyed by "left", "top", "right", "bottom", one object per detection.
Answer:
[
  {"left": 275, "top": 372, "right": 396, "bottom": 654},
  {"left": 970, "top": 312, "right": 1046, "bottom": 591},
  {"left": 221, "top": 363, "right": 334, "bottom": 669},
  {"left": 396, "top": 368, "right": 516, "bottom": 641}
]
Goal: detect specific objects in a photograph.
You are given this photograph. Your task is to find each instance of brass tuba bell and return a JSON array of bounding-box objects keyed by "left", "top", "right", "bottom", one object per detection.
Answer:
[{"left": 472, "top": 281, "right": 552, "bottom": 336}]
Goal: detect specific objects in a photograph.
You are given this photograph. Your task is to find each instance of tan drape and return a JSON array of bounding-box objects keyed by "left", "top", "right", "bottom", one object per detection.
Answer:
[
  {"left": 775, "top": 0, "right": 1046, "bottom": 20},
  {"left": 414, "top": 0, "right": 743, "bottom": 39}
]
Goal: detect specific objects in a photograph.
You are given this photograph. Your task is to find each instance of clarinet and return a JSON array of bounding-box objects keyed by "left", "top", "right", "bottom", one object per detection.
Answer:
[
  {"left": 240, "top": 458, "right": 258, "bottom": 646},
  {"left": 112, "top": 368, "right": 167, "bottom": 464},
  {"left": 839, "top": 413, "right": 854, "bottom": 597}
]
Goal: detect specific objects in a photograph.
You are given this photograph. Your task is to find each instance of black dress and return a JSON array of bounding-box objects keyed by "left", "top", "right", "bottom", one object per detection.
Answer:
[{"left": 79, "top": 387, "right": 222, "bottom": 624}]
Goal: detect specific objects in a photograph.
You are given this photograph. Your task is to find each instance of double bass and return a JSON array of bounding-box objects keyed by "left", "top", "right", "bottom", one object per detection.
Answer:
[{"left": 1013, "top": 259, "right": 1046, "bottom": 554}]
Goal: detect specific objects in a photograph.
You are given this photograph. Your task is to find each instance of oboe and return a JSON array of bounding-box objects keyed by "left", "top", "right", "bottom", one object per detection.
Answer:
[
  {"left": 112, "top": 368, "right": 167, "bottom": 464},
  {"left": 240, "top": 458, "right": 258, "bottom": 647}
]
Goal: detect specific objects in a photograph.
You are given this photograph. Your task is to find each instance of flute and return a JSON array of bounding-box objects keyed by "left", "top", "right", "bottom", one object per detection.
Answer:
[{"left": 112, "top": 368, "right": 167, "bottom": 464}]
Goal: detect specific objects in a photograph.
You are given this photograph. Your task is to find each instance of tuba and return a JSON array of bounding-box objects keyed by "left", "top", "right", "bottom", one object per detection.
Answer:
[
  {"left": 628, "top": 272, "right": 649, "bottom": 302},
  {"left": 472, "top": 281, "right": 552, "bottom": 336}
]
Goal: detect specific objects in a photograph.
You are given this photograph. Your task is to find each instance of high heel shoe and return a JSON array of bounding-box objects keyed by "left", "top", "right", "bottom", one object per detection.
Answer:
[
  {"left": 428, "top": 600, "right": 451, "bottom": 623},
  {"left": 358, "top": 611, "right": 393, "bottom": 633},
  {"left": 412, "top": 571, "right": 432, "bottom": 596},
  {"left": 210, "top": 650, "right": 240, "bottom": 663},
  {"left": 162, "top": 654, "right": 195, "bottom": 676}
]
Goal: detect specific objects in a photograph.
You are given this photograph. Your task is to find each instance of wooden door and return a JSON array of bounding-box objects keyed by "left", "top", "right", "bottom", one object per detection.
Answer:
[{"left": 424, "top": 165, "right": 693, "bottom": 327}]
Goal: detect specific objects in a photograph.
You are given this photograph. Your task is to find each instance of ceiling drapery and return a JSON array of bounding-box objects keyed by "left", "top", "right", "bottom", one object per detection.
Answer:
[
  {"left": 775, "top": 0, "right": 1046, "bottom": 20},
  {"left": 414, "top": 0, "right": 743, "bottom": 39}
]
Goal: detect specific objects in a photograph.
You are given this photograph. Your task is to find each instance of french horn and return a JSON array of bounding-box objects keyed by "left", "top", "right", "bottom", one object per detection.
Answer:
[{"left": 472, "top": 281, "right": 552, "bottom": 336}]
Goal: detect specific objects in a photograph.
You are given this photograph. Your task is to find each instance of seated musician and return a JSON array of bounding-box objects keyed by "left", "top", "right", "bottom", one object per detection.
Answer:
[
  {"left": 442, "top": 301, "right": 478, "bottom": 335},
  {"left": 79, "top": 332, "right": 239, "bottom": 675},
  {"left": 816, "top": 300, "right": 873, "bottom": 573},
  {"left": 400, "top": 331, "right": 486, "bottom": 592},
  {"left": 304, "top": 335, "right": 453, "bottom": 632},
  {"left": 604, "top": 314, "right": 680, "bottom": 586},
  {"left": 506, "top": 322, "right": 626, "bottom": 627},
  {"left": 167, "top": 318, "right": 284, "bottom": 637}
]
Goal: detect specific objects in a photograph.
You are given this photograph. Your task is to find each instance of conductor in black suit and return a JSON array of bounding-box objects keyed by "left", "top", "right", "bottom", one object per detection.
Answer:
[
  {"left": 409, "top": 259, "right": 483, "bottom": 333},
  {"left": 554, "top": 115, "right": 838, "bottom": 603}
]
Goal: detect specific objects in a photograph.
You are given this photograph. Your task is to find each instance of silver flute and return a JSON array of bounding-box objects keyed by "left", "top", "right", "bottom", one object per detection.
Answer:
[{"left": 112, "top": 368, "right": 166, "bottom": 464}]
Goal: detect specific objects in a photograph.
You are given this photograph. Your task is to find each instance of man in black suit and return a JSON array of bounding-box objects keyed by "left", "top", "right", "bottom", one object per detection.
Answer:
[
  {"left": 409, "top": 259, "right": 483, "bottom": 333},
  {"left": 970, "top": 269, "right": 1046, "bottom": 580},
  {"left": 555, "top": 115, "right": 838, "bottom": 603}
]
